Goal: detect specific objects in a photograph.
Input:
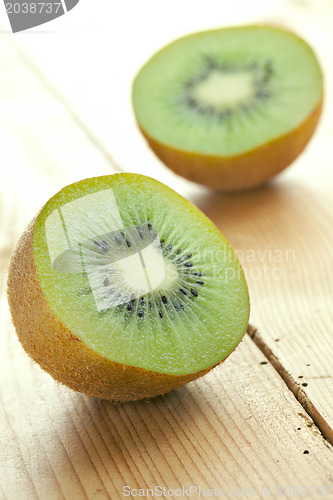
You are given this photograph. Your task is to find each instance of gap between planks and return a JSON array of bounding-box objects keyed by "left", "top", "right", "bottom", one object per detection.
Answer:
[
  {"left": 5, "top": 30, "right": 333, "bottom": 452},
  {"left": 248, "top": 324, "right": 333, "bottom": 447}
]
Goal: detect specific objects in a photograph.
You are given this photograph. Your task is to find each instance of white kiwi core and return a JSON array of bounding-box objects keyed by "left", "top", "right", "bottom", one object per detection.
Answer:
[
  {"left": 191, "top": 70, "right": 255, "bottom": 110},
  {"left": 111, "top": 244, "right": 178, "bottom": 298}
]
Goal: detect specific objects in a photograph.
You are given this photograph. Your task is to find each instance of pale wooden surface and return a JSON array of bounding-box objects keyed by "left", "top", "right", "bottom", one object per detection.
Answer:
[{"left": 1, "top": 0, "right": 333, "bottom": 498}]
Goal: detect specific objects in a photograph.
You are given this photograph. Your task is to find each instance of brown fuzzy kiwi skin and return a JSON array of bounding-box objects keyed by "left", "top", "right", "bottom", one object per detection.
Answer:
[
  {"left": 7, "top": 218, "right": 224, "bottom": 403},
  {"left": 139, "top": 96, "right": 323, "bottom": 192}
]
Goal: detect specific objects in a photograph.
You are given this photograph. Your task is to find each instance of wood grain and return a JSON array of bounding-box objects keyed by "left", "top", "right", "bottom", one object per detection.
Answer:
[
  {"left": 190, "top": 181, "right": 333, "bottom": 444},
  {"left": 1, "top": 293, "right": 333, "bottom": 499},
  {"left": 8, "top": 0, "right": 333, "bottom": 447},
  {"left": 1, "top": 2, "right": 333, "bottom": 498}
]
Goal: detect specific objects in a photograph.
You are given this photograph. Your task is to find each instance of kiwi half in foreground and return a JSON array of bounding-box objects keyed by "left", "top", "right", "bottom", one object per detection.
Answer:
[
  {"left": 7, "top": 174, "right": 249, "bottom": 402},
  {"left": 133, "top": 25, "right": 323, "bottom": 191}
]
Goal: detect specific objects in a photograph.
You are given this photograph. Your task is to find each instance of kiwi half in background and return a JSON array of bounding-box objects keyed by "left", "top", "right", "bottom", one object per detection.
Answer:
[
  {"left": 7, "top": 174, "right": 249, "bottom": 402},
  {"left": 132, "top": 25, "right": 323, "bottom": 191}
]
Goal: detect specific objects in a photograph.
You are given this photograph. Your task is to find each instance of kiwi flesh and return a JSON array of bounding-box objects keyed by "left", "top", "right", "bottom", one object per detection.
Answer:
[
  {"left": 7, "top": 174, "right": 249, "bottom": 402},
  {"left": 132, "top": 25, "right": 323, "bottom": 191}
]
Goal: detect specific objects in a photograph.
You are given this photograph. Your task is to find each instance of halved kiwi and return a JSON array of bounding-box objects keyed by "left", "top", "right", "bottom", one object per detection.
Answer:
[
  {"left": 7, "top": 174, "right": 249, "bottom": 402},
  {"left": 132, "top": 25, "right": 323, "bottom": 191}
]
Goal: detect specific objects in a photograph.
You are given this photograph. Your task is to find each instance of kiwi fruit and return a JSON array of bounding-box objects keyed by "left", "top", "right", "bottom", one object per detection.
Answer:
[
  {"left": 132, "top": 25, "right": 323, "bottom": 191},
  {"left": 7, "top": 174, "right": 249, "bottom": 402}
]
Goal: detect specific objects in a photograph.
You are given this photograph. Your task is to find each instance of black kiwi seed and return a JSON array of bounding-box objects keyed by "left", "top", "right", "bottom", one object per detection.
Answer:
[
  {"left": 218, "top": 109, "right": 232, "bottom": 121},
  {"left": 185, "top": 262, "right": 193, "bottom": 268},
  {"left": 179, "top": 304, "right": 185, "bottom": 311},
  {"left": 251, "top": 61, "right": 260, "bottom": 70},
  {"left": 121, "top": 231, "right": 125, "bottom": 238},
  {"left": 127, "top": 302, "right": 133, "bottom": 311},
  {"left": 205, "top": 106, "right": 215, "bottom": 116},
  {"left": 138, "top": 310, "right": 144, "bottom": 318},
  {"left": 193, "top": 271, "right": 203, "bottom": 276},
  {"left": 176, "top": 248, "right": 182, "bottom": 254},
  {"left": 140, "top": 297, "right": 144, "bottom": 306},
  {"left": 196, "top": 281, "right": 204, "bottom": 285},
  {"left": 256, "top": 89, "right": 271, "bottom": 100},
  {"left": 161, "top": 295, "right": 168, "bottom": 304},
  {"left": 191, "top": 288, "right": 198, "bottom": 297},
  {"left": 179, "top": 288, "right": 187, "bottom": 295},
  {"left": 137, "top": 227, "right": 144, "bottom": 239},
  {"left": 103, "top": 277, "right": 110, "bottom": 287},
  {"left": 186, "top": 96, "right": 197, "bottom": 109},
  {"left": 115, "top": 236, "right": 122, "bottom": 245},
  {"left": 186, "top": 253, "right": 192, "bottom": 258},
  {"left": 197, "top": 106, "right": 207, "bottom": 115},
  {"left": 94, "top": 240, "right": 101, "bottom": 247},
  {"left": 158, "top": 310, "right": 163, "bottom": 318},
  {"left": 205, "top": 56, "right": 217, "bottom": 70},
  {"left": 261, "top": 72, "right": 272, "bottom": 84},
  {"left": 239, "top": 104, "right": 251, "bottom": 116},
  {"left": 147, "top": 222, "right": 152, "bottom": 230},
  {"left": 126, "top": 239, "right": 131, "bottom": 248}
]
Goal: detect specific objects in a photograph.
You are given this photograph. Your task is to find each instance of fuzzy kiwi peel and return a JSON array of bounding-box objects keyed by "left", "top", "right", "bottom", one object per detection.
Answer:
[
  {"left": 133, "top": 25, "right": 324, "bottom": 191},
  {"left": 7, "top": 174, "right": 249, "bottom": 402}
]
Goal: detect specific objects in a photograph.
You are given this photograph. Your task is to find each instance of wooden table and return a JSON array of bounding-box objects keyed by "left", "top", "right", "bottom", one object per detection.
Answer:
[{"left": 0, "top": 1, "right": 332, "bottom": 498}]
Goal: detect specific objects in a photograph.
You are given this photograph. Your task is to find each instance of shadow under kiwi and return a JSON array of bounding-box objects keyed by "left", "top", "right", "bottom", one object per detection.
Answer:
[
  {"left": 189, "top": 177, "right": 316, "bottom": 247},
  {"left": 81, "top": 385, "right": 225, "bottom": 489}
]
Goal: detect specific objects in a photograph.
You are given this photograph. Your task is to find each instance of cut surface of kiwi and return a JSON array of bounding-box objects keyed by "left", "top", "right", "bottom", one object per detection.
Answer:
[
  {"left": 7, "top": 174, "right": 249, "bottom": 401},
  {"left": 132, "top": 25, "right": 323, "bottom": 191}
]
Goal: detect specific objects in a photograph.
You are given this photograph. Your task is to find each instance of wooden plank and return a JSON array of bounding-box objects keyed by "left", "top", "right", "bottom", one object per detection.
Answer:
[
  {"left": 1, "top": 296, "right": 333, "bottom": 499},
  {"left": 0, "top": 7, "right": 333, "bottom": 498},
  {"left": 189, "top": 180, "right": 333, "bottom": 444},
  {"left": 7, "top": 0, "right": 333, "bottom": 444}
]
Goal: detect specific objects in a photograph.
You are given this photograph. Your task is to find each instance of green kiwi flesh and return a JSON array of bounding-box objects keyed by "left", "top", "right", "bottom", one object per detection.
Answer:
[
  {"left": 132, "top": 25, "right": 323, "bottom": 189},
  {"left": 7, "top": 174, "right": 249, "bottom": 400}
]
